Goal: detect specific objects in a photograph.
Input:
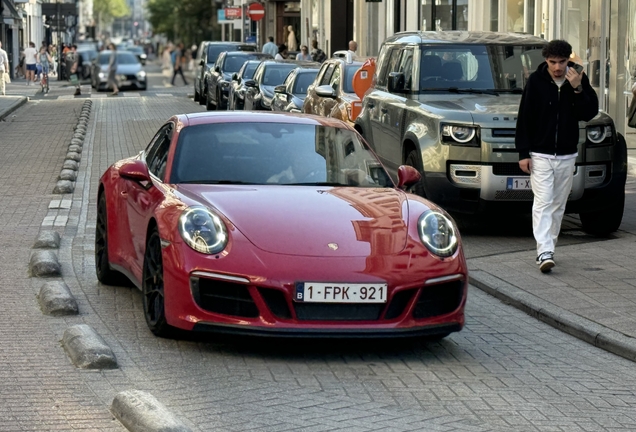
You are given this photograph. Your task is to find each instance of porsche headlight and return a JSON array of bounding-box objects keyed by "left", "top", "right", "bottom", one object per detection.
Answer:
[
  {"left": 441, "top": 124, "right": 478, "bottom": 146},
  {"left": 178, "top": 207, "right": 227, "bottom": 254},
  {"left": 418, "top": 211, "right": 458, "bottom": 258},
  {"left": 586, "top": 125, "right": 612, "bottom": 144}
]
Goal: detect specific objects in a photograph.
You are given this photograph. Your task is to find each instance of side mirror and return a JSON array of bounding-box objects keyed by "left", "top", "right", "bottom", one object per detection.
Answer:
[
  {"left": 397, "top": 165, "right": 421, "bottom": 189},
  {"left": 199, "top": 59, "right": 204, "bottom": 66},
  {"left": 243, "top": 79, "right": 257, "bottom": 88},
  {"left": 214, "top": 65, "right": 221, "bottom": 73},
  {"left": 315, "top": 84, "right": 336, "bottom": 98},
  {"left": 387, "top": 72, "right": 406, "bottom": 93},
  {"left": 274, "top": 85, "right": 286, "bottom": 94},
  {"left": 231, "top": 73, "right": 238, "bottom": 81},
  {"left": 119, "top": 159, "right": 152, "bottom": 183}
]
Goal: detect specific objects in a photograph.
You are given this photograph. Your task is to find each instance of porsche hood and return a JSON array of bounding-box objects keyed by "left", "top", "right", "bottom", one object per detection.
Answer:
[{"left": 177, "top": 186, "right": 410, "bottom": 257}]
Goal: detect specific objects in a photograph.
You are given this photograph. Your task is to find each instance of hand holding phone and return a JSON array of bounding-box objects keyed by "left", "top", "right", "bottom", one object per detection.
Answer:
[{"left": 568, "top": 61, "right": 584, "bottom": 74}]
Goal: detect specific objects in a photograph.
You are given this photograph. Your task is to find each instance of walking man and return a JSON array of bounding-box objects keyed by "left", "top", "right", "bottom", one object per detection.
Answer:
[
  {"left": 515, "top": 40, "right": 599, "bottom": 273},
  {"left": 24, "top": 42, "right": 38, "bottom": 85},
  {"left": 262, "top": 36, "right": 277, "bottom": 57},
  {"left": 0, "top": 41, "right": 9, "bottom": 96}
]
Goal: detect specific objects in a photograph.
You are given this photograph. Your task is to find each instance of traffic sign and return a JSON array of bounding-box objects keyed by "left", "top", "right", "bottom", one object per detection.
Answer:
[
  {"left": 247, "top": 3, "right": 264, "bottom": 21},
  {"left": 224, "top": 7, "right": 241, "bottom": 20}
]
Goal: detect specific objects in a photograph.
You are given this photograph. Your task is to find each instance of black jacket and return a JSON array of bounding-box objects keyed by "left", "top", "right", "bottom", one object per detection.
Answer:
[{"left": 515, "top": 62, "right": 599, "bottom": 160}]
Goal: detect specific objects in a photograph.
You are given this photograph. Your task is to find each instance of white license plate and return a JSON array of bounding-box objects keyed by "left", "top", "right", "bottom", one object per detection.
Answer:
[
  {"left": 506, "top": 177, "right": 531, "bottom": 190},
  {"left": 295, "top": 282, "right": 388, "bottom": 303}
]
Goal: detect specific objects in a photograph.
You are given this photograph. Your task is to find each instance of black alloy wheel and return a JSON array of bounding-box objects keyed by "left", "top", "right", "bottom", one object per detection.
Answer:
[
  {"left": 142, "top": 229, "right": 174, "bottom": 337},
  {"left": 95, "top": 193, "right": 126, "bottom": 285},
  {"left": 405, "top": 149, "right": 427, "bottom": 197}
]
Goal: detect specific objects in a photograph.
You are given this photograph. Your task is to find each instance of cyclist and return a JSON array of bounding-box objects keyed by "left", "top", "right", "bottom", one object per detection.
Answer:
[{"left": 38, "top": 45, "right": 52, "bottom": 93}]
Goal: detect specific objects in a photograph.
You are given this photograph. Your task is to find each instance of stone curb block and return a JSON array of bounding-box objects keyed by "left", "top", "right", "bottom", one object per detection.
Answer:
[
  {"left": 34, "top": 230, "right": 61, "bottom": 249},
  {"left": 63, "top": 160, "right": 79, "bottom": 171},
  {"left": 38, "top": 281, "right": 79, "bottom": 316},
  {"left": 71, "top": 138, "right": 83, "bottom": 145},
  {"left": 73, "top": 132, "right": 85, "bottom": 139},
  {"left": 470, "top": 270, "right": 636, "bottom": 363},
  {"left": 53, "top": 180, "right": 74, "bottom": 194},
  {"left": 111, "top": 390, "right": 192, "bottom": 432},
  {"left": 59, "top": 169, "right": 77, "bottom": 181},
  {"left": 30, "top": 250, "right": 61, "bottom": 277},
  {"left": 66, "top": 152, "right": 81, "bottom": 161},
  {"left": 68, "top": 145, "right": 82, "bottom": 153},
  {"left": 62, "top": 324, "right": 118, "bottom": 369}
]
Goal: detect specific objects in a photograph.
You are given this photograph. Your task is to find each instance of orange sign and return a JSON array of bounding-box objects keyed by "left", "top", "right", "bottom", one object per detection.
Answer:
[{"left": 352, "top": 57, "right": 376, "bottom": 100}]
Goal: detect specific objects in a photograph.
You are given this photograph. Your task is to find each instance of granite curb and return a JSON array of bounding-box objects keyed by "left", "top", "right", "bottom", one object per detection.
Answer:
[
  {"left": 111, "top": 390, "right": 192, "bottom": 432},
  {"left": 0, "top": 96, "right": 28, "bottom": 121},
  {"left": 470, "top": 269, "right": 636, "bottom": 362}
]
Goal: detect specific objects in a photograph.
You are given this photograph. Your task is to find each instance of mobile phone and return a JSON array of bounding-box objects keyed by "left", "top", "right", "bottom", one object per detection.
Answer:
[{"left": 568, "top": 61, "right": 584, "bottom": 74}]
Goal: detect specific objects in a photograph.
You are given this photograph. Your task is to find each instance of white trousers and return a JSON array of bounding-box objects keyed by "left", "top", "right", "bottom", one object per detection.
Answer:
[
  {"left": 530, "top": 156, "right": 576, "bottom": 255},
  {"left": 0, "top": 70, "right": 6, "bottom": 95}
]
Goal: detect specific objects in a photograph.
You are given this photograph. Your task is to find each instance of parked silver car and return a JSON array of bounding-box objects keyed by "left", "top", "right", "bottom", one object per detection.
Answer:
[
  {"left": 91, "top": 51, "right": 147, "bottom": 91},
  {"left": 355, "top": 31, "right": 626, "bottom": 235}
]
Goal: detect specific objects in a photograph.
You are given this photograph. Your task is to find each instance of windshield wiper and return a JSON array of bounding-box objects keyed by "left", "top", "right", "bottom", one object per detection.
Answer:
[
  {"left": 493, "top": 88, "right": 524, "bottom": 94},
  {"left": 179, "top": 180, "right": 258, "bottom": 185},
  {"left": 421, "top": 87, "right": 498, "bottom": 96}
]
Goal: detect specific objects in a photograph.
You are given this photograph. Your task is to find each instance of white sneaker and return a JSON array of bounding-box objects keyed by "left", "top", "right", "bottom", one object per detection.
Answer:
[{"left": 536, "top": 251, "right": 555, "bottom": 273}]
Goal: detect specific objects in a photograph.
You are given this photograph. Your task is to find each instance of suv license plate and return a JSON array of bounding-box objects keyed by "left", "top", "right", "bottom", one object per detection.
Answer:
[
  {"left": 507, "top": 177, "right": 531, "bottom": 190},
  {"left": 295, "top": 283, "right": 387, "bottom": 303}
]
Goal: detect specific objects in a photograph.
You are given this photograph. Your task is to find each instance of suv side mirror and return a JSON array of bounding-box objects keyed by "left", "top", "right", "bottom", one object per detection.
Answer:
[
  {"left": 231, "top": 73, "right": 238, "bottom": 81},
  {"left": 243, "top": 79, "right": 257, "bottom": 88},
  {"left": 199, "top": 59, "right": 204, "bottom": 66},
  {"left": 215, "top": 65, "right": 221, "bottom": 73},
  {"left": 315, "top": 84, "right": 336, "bottom": 98},
  {"left": 274, "top": 85, "right": 286, "bottom": 94},
  {"left": 397, "top": 165, "right": 421, "bottom": 189},
  {"left": 388, "top": 72, "right": 406, "bottom": 93}
]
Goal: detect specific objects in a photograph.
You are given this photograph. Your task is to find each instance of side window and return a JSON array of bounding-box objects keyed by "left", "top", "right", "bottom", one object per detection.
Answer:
[
  {"left": 377, "top": 47, "right": 400, "bottom": 87},
  {"left": 216, "top": 53, "right": 225, "bottom": 70},
  {"left": 146, "top": 124, "right": 173, "bottom": 181},
  {"left": 284, "top": 71, "right": 295, "bottom": 92},
  {"left": 329, "top": 65, "right": 341, "bottom": 91},
  {"left": 320, "top": 64, "right": 336, "bottom": 85},
  {"left": 397, "top": 49, "right": 414, "bottom": 90},
  {"left": 254, "top": 65, "right": 264, "bottom": 83},
  {"left": 314, "top": 63, "right": 330, "bottom": 85}
]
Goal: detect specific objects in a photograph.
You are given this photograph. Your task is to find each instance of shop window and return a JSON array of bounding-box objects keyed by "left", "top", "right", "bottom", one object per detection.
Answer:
[{"left": 421, "top": 0, "right": 469, "bottom": 31}]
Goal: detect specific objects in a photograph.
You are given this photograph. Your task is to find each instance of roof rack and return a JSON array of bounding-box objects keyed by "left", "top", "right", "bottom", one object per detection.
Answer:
[{"left": 332, "top": 50, "right": 354, "bottom": 63}]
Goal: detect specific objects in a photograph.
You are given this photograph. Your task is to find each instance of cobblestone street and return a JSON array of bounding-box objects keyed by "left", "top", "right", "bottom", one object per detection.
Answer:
[{"left": 0, "top": 84, "right": 635, "bottom": 430}]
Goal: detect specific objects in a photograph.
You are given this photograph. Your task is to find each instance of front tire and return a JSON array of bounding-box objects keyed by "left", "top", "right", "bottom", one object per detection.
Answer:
[
  {"left": 142, "top": 229, "right": 174, "bottom": 337},
  {"left": 194, "top": 87, "right": 200, "bottom": 102},
  {"left": 405, "top": 149, "right": 427, "bottom": 197},
  {"left": 579, "top": 188, "right": 625, "bottom": 236}
]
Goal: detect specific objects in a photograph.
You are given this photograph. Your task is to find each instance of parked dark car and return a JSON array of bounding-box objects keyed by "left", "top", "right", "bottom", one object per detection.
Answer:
[
  {"left": 126, "top": 45, "right": 147, "bottom": 65},
  {"left": 244, "top": 60, "right": 318, "bottom": 111},
  {"left": 77, "top": 48, "right": 98, "bottom": 80},
  {"left": 194, "top": 41, "right": 257, "bottom": 105},
  {"left": 271, "top": 66, "right": 320, "bottom": 113},
  {"left": 228, "top": 60, "right": 262, "bottom": 111},
  {"left": 205, "top": 51, "right": 272, "bottom": 111},
  {"left": 91, "top": 51, "right": 147, "bottom": 91}
]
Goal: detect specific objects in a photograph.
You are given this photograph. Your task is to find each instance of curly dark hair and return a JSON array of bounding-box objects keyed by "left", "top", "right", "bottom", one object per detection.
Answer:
[{"left": 542, "top": 40, "right": 572, "bottom": 59}]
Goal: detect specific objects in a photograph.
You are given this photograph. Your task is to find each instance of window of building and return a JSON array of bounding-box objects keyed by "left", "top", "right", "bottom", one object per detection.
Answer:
[{"left": 421, "top": 0, "right": 469, "bottom": 31}]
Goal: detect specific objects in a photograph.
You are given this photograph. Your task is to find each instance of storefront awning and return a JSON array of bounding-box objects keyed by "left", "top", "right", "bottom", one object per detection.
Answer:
[{"left": 2, "top": 0, "right": 23, "bottom": 22}]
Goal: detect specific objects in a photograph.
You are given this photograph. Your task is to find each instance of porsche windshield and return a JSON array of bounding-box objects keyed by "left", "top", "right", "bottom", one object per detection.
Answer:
[
  {"left": 417, "top": 44, "right": 545, "bottom": 92},
  {"left": 171, "top": 123, "right": 393, "bottom": 187}
]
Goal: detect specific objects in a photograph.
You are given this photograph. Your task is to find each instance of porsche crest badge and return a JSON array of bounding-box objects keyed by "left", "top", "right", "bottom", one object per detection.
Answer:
[{"left": 328, "top": 243, "right": 339, "bottom": 250}]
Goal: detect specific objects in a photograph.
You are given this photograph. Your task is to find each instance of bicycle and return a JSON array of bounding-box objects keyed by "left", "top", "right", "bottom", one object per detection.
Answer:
[{"left": 40, "top": 68, "right": 49, "bottom": 94}]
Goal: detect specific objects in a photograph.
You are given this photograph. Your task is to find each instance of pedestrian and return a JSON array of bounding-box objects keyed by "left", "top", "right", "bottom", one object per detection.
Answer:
[
  {"left": 106, "top": 43, "right": 119, "bottom": 96},
  {"left": 275, "top": 44, "right": 287, "bottom": 60},
  {"left": 0, "top": 41, "right": 9, "bottom": 96},
  {"left": 24, "top": 42, "right": 38, "bottom": 85},
  {"left": 310, "top": 40, "right": 326, "bottom": 63},
  {"left": 347, "top": 40, "right": 358, "bottom": 58},
  {"left": 38, "top": 45, "right": 53, "bottom": 93},
  {"left": 286, "top": 26, "right": 297, "bottom": 52},
  {"left": 515, "top": 39, "right": 599, "bottom": 273},
  {"left": 297, "top": 45, "right": 311, "bottom": 61},
  {"left": 627, "top": 79, "right": 636, "bottom": 129},
  {"left": 67, "top": 45, "right": 82, "bottom": 96},
  {"left": 262, "top": 36, "right": 277, "bottom": 57},
  {"left": 170, "top": 43, "right": 188, "bottom": 86}
]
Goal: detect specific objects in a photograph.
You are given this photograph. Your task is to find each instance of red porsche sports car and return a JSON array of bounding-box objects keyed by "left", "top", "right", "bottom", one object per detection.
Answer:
[{"left": 96, "top": 112, "right": 468, "bottom": 338}]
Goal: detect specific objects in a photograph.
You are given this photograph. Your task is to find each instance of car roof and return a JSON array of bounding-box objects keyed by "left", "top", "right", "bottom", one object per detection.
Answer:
[
  {"left": 384, "top": 31, "right": 547, "bottom": 46},
  {"left": 180, "top": 112, "right": 354, "bottom": 129},
  {"left": 259, "top": 60, "right": 319, "bottom": 66},
  {"left": 223, "top": 51, "right": 271, "bottom": 57}
]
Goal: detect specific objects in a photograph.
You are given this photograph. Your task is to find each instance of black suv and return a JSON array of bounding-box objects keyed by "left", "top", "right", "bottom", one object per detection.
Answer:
[
  {"left": 194, "top": 42, "right": 257, "bottom": 105},
  {"left": 355, "top": 31, "right": 627, "bottom": 235}
]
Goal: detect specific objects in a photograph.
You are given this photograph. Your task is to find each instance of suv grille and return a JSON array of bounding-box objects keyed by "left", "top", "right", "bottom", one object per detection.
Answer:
[
  {"left": 413, "top": 280, "right": 463, "bottom": 319},
  {"left": 492, "top": 128, "right": 516, "bottom": 138},
  {"left": 191, "top": 278, "right": 259, "bottom": 318}
]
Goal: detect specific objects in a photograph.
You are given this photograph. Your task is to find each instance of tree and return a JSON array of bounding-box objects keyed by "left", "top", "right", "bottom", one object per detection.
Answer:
[
  {"left": 146, "top": 0, "right": 220, "bottom": 47},
  {"left": 94, "top": 0, "right": 130, "bottom": 36}
]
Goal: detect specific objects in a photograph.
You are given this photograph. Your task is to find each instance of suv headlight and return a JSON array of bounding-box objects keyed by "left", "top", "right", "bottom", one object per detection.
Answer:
[
  {"left": 586, "top": 124, "right": 613, "bottom": 145},
  {"left": 418, "top": 211, "right": 458, "bottom": 258},
  {"left": 441, "top": 124, "right": 479, "bottom": 146},
  {"left": 178, "top": 207, "right": 227, "bottom": 254}
]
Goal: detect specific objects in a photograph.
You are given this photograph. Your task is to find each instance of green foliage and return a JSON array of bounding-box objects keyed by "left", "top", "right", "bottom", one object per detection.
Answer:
[
  {"left": 94, "top": 0, "right": 130, "bottom": 20},
  {"left": 146, "top": 0, "right": 221, "bottom": 46}
]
